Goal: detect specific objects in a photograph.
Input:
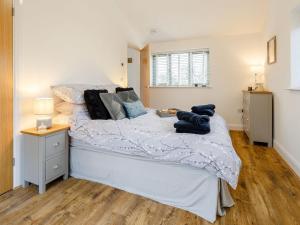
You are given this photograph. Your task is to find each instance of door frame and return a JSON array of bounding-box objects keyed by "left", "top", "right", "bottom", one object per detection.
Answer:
[
  {"left": 140, "top": 45, "right": 150, "bottom": 107},
  {"left": 0, "top": 0, "right": 14, "bottom": 195}
]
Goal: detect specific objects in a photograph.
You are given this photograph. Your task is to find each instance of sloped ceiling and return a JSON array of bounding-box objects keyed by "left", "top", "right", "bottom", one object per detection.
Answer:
[{"left": 115, "top": 0, "right": 267, "bottom": 45}]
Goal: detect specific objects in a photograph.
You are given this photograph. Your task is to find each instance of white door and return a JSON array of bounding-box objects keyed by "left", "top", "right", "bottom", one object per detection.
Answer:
[{"left": 127, "top": 48, "right": 140, "bottom": 96}]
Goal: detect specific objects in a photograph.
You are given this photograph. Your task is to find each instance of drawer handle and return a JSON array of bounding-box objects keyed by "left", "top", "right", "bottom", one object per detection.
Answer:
[
  {"left": 53, "top": 142, "right": 60, "bottom": 147},
  {"left": 53, "top": 165, "right": 59, "bottom": 169}
]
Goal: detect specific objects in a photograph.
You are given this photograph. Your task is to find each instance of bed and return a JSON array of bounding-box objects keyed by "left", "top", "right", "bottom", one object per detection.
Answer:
[{"left": 62, "top": 108, "right": 241, "bottom": 223}]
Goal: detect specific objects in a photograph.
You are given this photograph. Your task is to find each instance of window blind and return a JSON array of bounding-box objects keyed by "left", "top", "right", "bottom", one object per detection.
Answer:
[{"left": 152, "top": 50, "right": 209, "bottom": 87}]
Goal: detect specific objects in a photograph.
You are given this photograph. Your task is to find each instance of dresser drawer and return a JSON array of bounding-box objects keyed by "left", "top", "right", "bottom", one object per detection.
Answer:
[
  {"left": 46, "top": 153, "right": 65, "bottom": 181},
  {"left": 46, "top": 133, "right": 65, "bottom": 158}
]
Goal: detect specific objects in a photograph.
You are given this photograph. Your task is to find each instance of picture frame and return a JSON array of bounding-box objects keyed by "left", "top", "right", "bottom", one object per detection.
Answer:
[{"left": 267, "top": 36, "right": 277, "bottom": 64}]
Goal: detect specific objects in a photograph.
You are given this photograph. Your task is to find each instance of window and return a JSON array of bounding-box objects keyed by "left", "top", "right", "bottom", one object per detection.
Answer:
[{"left": 151, "top": 50, "right": 209, "bottom": 87}]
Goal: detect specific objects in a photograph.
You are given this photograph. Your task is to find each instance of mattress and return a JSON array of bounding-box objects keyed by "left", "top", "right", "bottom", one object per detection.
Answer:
[
  {"left": 70, "top": 139, "right": 234, "bottom": 223},
  {"left": 69, "top": 109, "right": 241, "bottom": 188}
]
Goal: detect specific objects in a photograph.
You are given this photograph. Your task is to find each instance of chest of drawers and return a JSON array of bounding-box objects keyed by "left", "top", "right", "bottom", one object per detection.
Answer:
[{"left": 242, "top": 91, "right": 273, "bottom": 147}]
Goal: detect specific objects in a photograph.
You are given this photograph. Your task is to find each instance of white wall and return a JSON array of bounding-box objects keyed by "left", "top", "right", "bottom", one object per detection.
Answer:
[
  {"left": 265, "top": 0, "right": 300, "bottom": 176},
  {"left": 13, "top": 0, "right": 141, "bottom": 187},
  {"left": 148, "top": 34, "right": 265, "bottom": 129},
  {"left": 127, "top": 48, "right": 140, "bottom": 96},
  {"left": 290, "top": 5, "right": 300, "bottom": 89}
]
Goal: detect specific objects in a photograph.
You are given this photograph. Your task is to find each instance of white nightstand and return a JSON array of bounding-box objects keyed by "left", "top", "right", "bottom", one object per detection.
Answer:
[{"left": 21, "top": 124, "right": 70, "bottom": 194}]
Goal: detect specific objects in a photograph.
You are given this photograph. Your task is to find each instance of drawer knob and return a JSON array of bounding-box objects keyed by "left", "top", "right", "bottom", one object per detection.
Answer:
[
  {"left": 53, "top": 165, "right": 59, "bottom": 169},
  {"left": 53, "top": 142, "right": 60, "bottom": 147}
]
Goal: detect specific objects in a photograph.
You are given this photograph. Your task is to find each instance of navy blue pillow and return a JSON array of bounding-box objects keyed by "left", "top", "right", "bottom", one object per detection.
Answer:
[
  {"left": 84, "top": 90, "right": 111, "bottom": 120},
  {"left": 116, "top": 87, "right": 134, "bottom": 93}
]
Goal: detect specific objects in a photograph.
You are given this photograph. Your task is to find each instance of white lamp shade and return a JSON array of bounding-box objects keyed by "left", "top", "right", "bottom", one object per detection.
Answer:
[
  {"left": 250, "top": 65, "right": 264, "bottom": 74},
  {"left": 34, "top": 98, "right": 54, "bottom": 115}
]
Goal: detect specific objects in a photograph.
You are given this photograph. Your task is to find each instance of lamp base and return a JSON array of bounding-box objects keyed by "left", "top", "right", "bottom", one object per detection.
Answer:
[
  {"left": 253, "top": 83, "right": 264, "bottom": 92},
  {"left": 36, "top": 118, "right": 52, "bottom": 130},
  {"left": 255, "top": 83, "right": 265, "bottom": 91}
]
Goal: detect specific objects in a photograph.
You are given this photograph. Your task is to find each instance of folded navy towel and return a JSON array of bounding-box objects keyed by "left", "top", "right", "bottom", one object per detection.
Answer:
[
  {"left": 176, "top": 111, "right": 210, "bottom": 128},
  {"left": 191, "top": 108, "right": 215, "bottom": 117},
  {"left": 174, "top": 120, "right": 210, "bottom": 135},
  {"left": 191, "top": 104, "right": 216, "bottom": 111}
]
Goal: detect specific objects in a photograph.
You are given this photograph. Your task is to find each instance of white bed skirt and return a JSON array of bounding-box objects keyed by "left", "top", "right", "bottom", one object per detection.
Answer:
[{"left": 70, "top": 145, "right": 233, "bottom": 223}]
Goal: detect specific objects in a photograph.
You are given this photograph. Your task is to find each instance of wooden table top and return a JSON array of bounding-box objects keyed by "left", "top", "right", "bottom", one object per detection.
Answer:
[{"left": 21, "top": 124, "right": 70, "bottom": 137}]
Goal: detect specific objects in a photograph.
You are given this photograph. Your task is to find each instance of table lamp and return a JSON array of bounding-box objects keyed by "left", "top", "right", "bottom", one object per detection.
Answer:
[
  {"left": 34, "top": 98, "right": 54, "bottom": 130},
  {"left": 250, "top": 65, "right": 264, "bottom": 90}
]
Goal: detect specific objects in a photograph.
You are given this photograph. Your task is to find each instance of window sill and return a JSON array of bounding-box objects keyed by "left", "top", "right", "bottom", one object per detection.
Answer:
[
  {"left": 287, "top": 87, "right": 300, "bottom": 91},
  {"left": 149, "top": 85, "right": 212, "bottom": 89}
]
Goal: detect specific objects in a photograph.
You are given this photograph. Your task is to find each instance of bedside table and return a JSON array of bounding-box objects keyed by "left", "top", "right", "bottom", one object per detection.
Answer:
[{"left": 21, "top": 124, "right": 70, "bottom": 194}]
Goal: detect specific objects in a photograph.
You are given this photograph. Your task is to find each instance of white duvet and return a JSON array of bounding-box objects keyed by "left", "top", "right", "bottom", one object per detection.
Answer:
[{"left": 69, "top": 109, "right": 241, "bottom": 189}]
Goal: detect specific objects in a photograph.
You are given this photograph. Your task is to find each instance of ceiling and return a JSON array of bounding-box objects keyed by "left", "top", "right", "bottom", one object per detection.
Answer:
[{"left": 115, "top": 0, "right": 267, "bottom": 44}]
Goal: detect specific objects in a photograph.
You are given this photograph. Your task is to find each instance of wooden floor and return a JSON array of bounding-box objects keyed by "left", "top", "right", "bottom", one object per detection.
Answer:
[{"left": 0, "top": 131, "right": 300, "bottom": 225}]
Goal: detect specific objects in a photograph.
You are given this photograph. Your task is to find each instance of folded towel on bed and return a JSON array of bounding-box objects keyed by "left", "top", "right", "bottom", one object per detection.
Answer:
[
  {"left": 174, "top": 120, "right": 210, "bottom": 135},
  {"left": 191, "top": 108, "right": 215, "bottom": 117},
  {"left": 192, "top": 104, "right": 216, "bottom": 111},
  {"left": 176, "top": 111, "right": 210, "bottom": 128}
]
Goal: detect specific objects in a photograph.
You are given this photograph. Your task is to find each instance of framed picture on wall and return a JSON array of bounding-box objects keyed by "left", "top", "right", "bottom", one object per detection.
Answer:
[{"left": 267, "top": 36, "right": 277, "bottom": 64}]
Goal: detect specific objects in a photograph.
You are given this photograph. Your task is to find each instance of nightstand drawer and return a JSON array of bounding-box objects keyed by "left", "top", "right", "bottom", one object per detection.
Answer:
[
  {"left": 46, "top": 133, "right": 65, "bottom": 158},
  {"left": 46, "top": 153, "right": 65, "bottom": 181}
]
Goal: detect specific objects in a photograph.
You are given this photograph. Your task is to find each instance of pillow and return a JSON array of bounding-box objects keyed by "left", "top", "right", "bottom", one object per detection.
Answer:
[
  {"left": 84, "top": 89, "right": 111, "bottom": 120},
  {"left": 99, "top": 93, "right": 126, "bottom": 120},
  {"left": 51, "top": 83, "right": 118, "bottom": 104},
  {"left": 123, "top": 101, "right": 147, "bottom": 119},
  {"left": 55, "top": 102, "right": 88, "bottom": 115},
  {"left": 116, "top": 87, "right": 134, "bottom": 93},
  {"left": 116, "top": 90, "right": 139, "bottom": 102},
  {"left": 52, "top": 114, "right": 72, "bottom": 125}
]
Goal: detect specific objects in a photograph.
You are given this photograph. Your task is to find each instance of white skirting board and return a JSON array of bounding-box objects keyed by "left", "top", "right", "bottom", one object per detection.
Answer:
[{"left": 274, "top": 140, "right": 300, "bottom": 177}]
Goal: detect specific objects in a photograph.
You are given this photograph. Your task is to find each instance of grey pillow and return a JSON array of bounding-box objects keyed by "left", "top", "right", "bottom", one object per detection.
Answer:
[
  {"left": 99, "top": 93, "right": 126, "bottom": 120},
  {"left": 116, "top": 90, "right": 139, "bottom": 102}
]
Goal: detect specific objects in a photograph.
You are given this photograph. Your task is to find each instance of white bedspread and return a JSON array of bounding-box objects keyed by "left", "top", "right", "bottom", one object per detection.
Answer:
[{"left": 69, "top": 109, "right": 241, "bottom": 188}]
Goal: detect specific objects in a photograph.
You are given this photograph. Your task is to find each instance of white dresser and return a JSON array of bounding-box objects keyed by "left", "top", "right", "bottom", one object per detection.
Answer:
[
  {"left": 242, "top": 91, "right": 273, "bottom": 147},
  {"left": 21, "top": 125, "right": 70, "bottom": 194}
]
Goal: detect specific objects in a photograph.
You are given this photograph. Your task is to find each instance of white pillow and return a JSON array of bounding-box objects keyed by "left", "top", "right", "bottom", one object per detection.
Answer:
[
  {"left": 52, "top": 114, "right": 72, "bottom": 125},
  {"left": 55, "top": 102, "right": 87, "bottom": 115},
  {"left": 51, "top": 83, "right": 118, "bottom": 104}
]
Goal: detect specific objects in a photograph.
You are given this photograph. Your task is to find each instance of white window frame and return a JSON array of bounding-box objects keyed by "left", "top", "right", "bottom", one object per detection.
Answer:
[{"left": 151, "top": 49, "right": 210, "bottom": 88}]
